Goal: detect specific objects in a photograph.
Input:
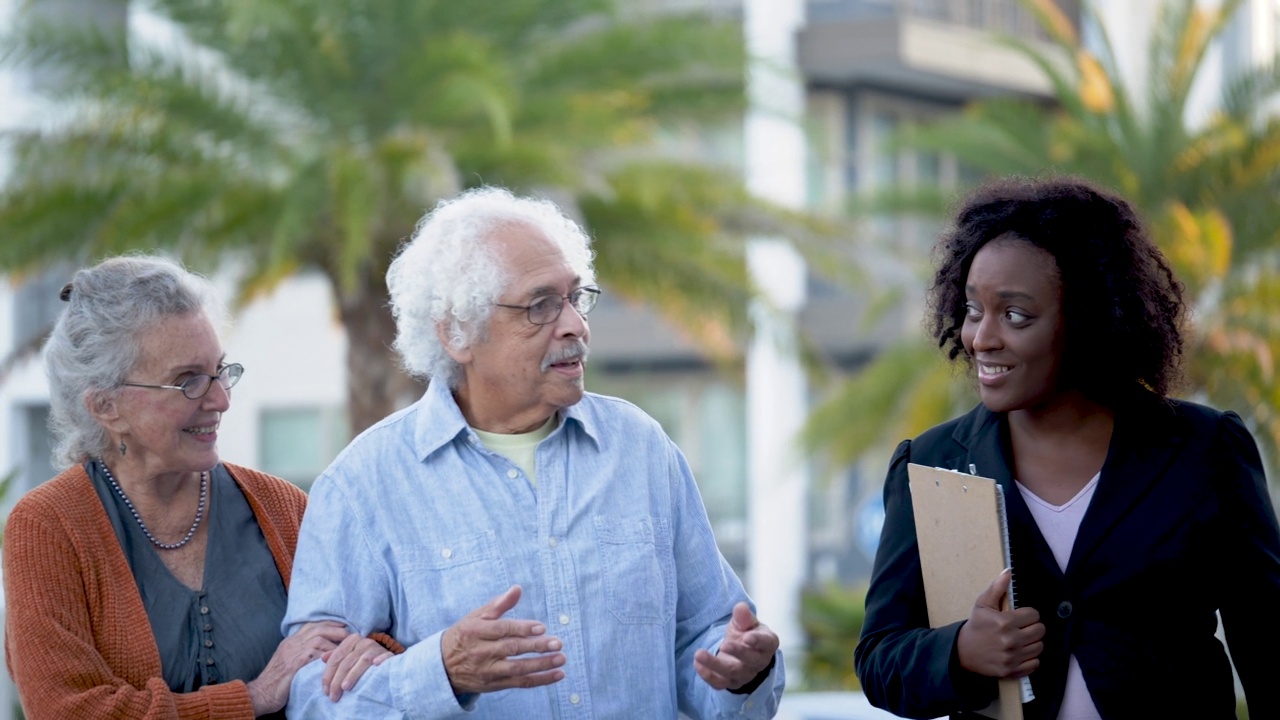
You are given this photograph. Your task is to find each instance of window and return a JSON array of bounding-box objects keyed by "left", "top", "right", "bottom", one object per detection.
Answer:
[
  {"left": 15, "top": 404, "right": 56, "bottom": 496},
  {"left": 849, "top": 92, "right": 959, "bottom": 261},
  {"left": 258, "top": 407, "right": 349, "bottom": 489},
  {"left": 13, "top": 268, "right": 69, "bottom": 352}
]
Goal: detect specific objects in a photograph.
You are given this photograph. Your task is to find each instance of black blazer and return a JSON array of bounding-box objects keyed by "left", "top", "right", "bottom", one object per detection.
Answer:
[{"left": 854, "top": 397, "right": 1280, "bottom": 719}]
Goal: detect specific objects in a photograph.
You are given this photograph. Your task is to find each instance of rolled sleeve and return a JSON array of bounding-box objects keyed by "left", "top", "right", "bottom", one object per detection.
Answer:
[
  {"left": 721, "top": 652, "right": 786, "bottom": 719},
  {"left": 389, "top": 631, "right": 476, "bottom": 719}
]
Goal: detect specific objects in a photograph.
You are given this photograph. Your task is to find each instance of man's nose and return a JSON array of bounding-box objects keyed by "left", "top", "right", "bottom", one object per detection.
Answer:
[{"left": 554, "top": 298, "right": 588, "bottom": 337}]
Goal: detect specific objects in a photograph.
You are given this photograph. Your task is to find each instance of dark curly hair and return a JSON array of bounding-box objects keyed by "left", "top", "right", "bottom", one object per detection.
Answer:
[{"left": 926, "top": 175, "right": 1186, "bottom": 403}]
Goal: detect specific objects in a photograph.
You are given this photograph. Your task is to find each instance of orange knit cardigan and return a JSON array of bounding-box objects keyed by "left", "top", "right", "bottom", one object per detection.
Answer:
[{"left": 4, "top": 462, "right": 307, "bottom": 720}]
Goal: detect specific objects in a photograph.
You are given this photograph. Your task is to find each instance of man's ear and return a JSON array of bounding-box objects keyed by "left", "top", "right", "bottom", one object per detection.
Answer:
[{"left": 437, "top": 322, "right": 473, "bottom": 365}]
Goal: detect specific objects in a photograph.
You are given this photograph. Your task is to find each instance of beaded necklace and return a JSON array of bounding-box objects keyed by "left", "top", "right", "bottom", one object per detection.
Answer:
[{"left": 98, "top": 460, "right": 209, "bottom": 550}]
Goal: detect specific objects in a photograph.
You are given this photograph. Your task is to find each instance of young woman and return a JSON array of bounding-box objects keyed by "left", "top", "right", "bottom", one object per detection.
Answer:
[{"left": 855, "top": 176, "right": 1280, "bottom": 719}]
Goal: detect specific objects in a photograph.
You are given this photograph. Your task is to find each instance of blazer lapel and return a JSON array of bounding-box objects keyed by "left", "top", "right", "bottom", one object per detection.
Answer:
[
  {"left": 950, "top": 407, "right": 1062, "bottom": 583},
  {"left": 1064, "top": 399, "right": 1187, "bottom": 577}
]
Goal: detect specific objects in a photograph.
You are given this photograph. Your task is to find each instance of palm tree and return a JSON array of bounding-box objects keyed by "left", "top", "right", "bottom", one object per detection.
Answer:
[
  {"left": 807, "top": 0, "right": 1280, "bottom": 469},
  {"left": 0, "top": 0, "right": 766, "bottom": 433}
]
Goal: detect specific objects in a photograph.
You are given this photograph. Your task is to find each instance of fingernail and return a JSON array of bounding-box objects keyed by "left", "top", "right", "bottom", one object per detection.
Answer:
[
  {"left": 531, "top": 624, "right": 546, "bottom": 635},
  {"left": 548, "top": 640, "right": 562, "bottom": 651}
]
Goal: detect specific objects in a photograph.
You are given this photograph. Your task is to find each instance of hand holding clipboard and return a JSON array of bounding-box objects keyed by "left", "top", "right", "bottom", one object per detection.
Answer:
[{"left": 907, "top": 463, "right": 1038, "bottom": 720}]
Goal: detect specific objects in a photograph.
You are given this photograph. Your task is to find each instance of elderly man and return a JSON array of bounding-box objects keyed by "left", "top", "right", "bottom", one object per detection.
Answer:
[{"left": 283, "top": 186, "right": 784, "bottom": 718}]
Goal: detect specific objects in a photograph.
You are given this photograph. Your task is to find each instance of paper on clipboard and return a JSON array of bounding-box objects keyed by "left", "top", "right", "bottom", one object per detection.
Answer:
[{"left": 907, "top": 462, "right": 1033, "bottom": 720}]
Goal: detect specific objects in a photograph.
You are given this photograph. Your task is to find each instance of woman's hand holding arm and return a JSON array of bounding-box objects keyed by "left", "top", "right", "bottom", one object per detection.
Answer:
[
  {"left": 320, "top": 633, "right": 394, "bottom": 701},
  {"left": 246, "top": 621, "right": 349, "bottom": 716}
]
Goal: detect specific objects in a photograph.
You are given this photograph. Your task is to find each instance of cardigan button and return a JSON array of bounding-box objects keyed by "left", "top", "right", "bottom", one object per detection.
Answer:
[{"left": 1057, "top": 600, "right": 1073, "bottom": 618}]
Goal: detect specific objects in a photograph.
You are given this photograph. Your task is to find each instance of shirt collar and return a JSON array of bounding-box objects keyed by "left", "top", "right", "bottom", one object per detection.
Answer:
[
  {"left": 413, "top": 380, "right": 473, "bottom": 460},
  {"left": 413, "top": 378, "right": 602, "bottom": 459},
  {"left": 560, "top": 394, "right": 601, "bottom": 450}
]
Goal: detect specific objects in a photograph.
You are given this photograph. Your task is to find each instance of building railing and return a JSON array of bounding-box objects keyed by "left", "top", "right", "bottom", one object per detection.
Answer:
[
  {"left": 898, "top": 0, "right": 1077, "bottom": 41},
  {"left": 576, "top": 0, "right": 1083, "bottom": 41},
  {"left": 806, "top": 0, "right": 1079, "bottom": 42}
]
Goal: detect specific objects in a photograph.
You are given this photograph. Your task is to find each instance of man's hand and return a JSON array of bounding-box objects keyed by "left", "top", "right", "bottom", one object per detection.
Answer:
[
  {"left": 957, "top": 569, "right": 1045, "bottom": 678},
  {"left": 693, "top": 603, "right": 779, "bottom": 692},
  {"left": 442, "top": 585, "right": 567, "bottom": 695}
]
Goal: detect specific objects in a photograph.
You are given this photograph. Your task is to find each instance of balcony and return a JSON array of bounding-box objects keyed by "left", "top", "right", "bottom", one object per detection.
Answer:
[{"left": 800, "top": 0, "right": 1078, "bottom": 100}]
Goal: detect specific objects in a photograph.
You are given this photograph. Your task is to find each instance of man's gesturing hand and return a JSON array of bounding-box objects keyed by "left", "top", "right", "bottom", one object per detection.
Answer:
[
  {"left": 442, "top": 585, "right": 567, "bottom": 696},
  {"left": 693, "top": 603, "right": 779, "bottom": 692}
]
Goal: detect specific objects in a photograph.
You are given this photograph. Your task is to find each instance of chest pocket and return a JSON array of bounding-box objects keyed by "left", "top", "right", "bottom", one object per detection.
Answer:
[
  {"left": 401, "top": 530, "right": 510, "bottom": 631},
  {"left": 594, "top": 515, "right": 675, "bottom": 625}
]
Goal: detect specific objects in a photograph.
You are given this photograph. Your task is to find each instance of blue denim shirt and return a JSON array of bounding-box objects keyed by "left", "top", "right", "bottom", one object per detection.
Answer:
[{"left": 284, "top": 380, "right": 784, "bottom": 719}]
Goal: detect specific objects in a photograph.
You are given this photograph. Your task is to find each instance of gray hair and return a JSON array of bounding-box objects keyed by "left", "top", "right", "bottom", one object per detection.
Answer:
[
  {"left": 44, "top": 255, "right": 226, "bottom": 469},
  {"left": 387, "top": 186, "right": 596, "bottom": 388}
]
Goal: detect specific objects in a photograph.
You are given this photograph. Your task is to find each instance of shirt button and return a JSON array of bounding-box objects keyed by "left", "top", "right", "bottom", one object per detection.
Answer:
[
  {"left": 205, "top": 657, "right": 215, "bottom": 666},
  {"left": 559, "top": 614, "right": 570, "bottom": 626},
  {"left": 441, "top": 547, "right": 453, "bottom": 559},
  {"left": 204, "top": 639, "right": 214, "bottom": 648},
  {"left": 469, "top": 435, "right": 478, "bottom": 444},
  {"left": 507, "top": 468, "right": 519, "bottom": 479},
  {"left": 1057, "top": 600, "right": 1074, "bottom": 618},
  {"left": 548, "top": 537, "right": 558, "bottom": 548},
  {"left": 569, "top": 693, "right": 581, "bottom": 705},
  {"left": 200, "top": 606, "right": 210, "bottom": 615},
  {"left": 203, "top": 624, "right": 212, "bottom": 632}
]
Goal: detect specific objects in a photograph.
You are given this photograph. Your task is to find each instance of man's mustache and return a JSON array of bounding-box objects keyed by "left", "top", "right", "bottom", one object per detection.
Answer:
[{"left": 541, "top": 341, "right": 590, "bottom": 372}]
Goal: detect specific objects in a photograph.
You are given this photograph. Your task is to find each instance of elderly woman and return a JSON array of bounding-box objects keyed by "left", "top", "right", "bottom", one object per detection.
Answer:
[
  {"left": 2, "top": 255, "right": 396, "bottom": 719},
  {"left": 855, "top": 176, "right": 1280, "bottom": 719}
]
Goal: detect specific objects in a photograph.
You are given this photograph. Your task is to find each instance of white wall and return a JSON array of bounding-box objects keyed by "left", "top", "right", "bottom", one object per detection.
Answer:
[{"left": 214, "top": 272, "right": 348, "bottom": 471}]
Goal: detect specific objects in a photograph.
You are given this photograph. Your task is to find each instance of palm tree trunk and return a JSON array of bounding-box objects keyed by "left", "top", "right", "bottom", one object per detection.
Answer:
[{"left": 335, "top": 281, "right": 425, "bottom": 437}]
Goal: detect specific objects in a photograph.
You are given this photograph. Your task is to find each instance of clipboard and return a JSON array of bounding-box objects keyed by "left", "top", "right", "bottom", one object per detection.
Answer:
[{"left": 907, "top": 463, "right": 1033, "bottom": 720}]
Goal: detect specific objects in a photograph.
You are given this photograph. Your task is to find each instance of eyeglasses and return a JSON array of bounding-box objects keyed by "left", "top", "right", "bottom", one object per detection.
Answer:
[
  {"left": 494, "top": 285, "right": 601, "bottom": 325},
  {"left": 122, "top": 363, "right": 244, "bottom": 400}
]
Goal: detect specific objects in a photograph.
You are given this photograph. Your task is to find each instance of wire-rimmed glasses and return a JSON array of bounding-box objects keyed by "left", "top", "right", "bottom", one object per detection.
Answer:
[
  {"left": 122, "top": 363, "right": 245, "bottom": 400},
  {"left": 494, "top": 285, "right": 601, "bottom": 325}
]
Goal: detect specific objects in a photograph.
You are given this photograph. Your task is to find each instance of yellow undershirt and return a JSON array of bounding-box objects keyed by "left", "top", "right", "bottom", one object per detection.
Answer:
[{"left": 472, "top": 415, "right": 557, "bottom": 489}]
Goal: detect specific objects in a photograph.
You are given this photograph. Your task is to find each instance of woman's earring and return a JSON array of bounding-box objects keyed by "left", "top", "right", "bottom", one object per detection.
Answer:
[{"left": 119, "top": 439, "right": 127, "bottom": 456}]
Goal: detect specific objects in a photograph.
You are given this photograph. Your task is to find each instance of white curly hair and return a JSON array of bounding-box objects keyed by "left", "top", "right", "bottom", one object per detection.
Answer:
[{"left": 387, "top": 186, "right": 596, "bottom": 388}]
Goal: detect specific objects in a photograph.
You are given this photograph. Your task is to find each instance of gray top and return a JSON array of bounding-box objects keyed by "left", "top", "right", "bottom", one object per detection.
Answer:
[{"left": 89, "top": 460, "right": 288, "bottom": 715}]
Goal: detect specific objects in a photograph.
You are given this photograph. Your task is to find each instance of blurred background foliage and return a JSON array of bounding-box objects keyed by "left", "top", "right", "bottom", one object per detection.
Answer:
[
  {"left": 798, "top": 583, "right": 867, "bottom": 691},
  {"left": 0, "top": 0, "right": 816, "bottom": 434},
  {"left": 804, "top": 0, "right": 1280, "bottom": 475}
]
